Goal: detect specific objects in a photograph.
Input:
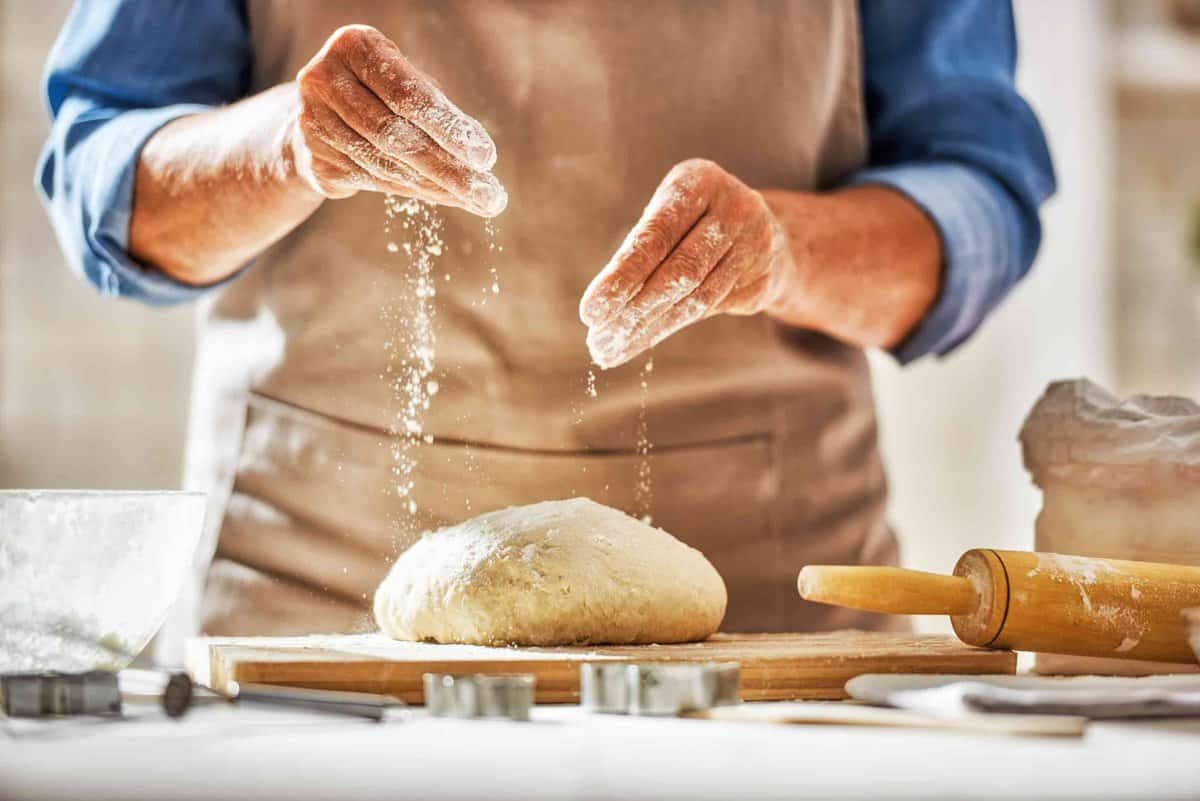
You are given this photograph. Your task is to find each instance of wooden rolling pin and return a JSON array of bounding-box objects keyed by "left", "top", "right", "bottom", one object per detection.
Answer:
[{"left": 798, "top": 550, "right": 1200, "bottom": 663}]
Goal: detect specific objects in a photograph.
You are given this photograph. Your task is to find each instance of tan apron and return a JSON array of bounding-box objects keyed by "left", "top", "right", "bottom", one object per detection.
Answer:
[{"left": 167, "top": 0, "right": 901, "bottom": 655}]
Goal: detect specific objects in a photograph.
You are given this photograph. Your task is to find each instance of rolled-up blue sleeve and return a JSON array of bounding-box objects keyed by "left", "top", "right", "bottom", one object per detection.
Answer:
[
  {"left": 37, "top": 0, "right": 251, "bottom": 305},
  {"left": 849, "top": 0, "right": 1056, "bottom": 362}
]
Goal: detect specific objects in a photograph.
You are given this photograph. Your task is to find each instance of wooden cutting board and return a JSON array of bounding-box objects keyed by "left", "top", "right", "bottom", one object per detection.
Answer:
[{"left": 186, "top": 632, "right": 1015, "bottom": 703}]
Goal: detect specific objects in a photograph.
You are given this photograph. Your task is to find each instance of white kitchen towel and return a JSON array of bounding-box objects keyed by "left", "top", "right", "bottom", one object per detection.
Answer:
[{"left": 846, "top": 674, "right": 1200, "bottom": 719}]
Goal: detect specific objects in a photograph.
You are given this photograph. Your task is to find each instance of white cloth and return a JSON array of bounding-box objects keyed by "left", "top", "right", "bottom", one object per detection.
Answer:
[{"left": 847, "top": 673, "right": 1200, "bottom": 719}]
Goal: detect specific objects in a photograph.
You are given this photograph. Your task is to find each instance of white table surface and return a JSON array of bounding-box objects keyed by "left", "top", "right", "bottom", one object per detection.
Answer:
[{"left": 3, "top": 703, "right": 1199, "bottom": 801}]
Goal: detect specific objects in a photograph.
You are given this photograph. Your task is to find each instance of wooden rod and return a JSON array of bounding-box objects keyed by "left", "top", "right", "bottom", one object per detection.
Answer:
[{"left": 798, "top": 566, "right": 979, "bottom": 616}]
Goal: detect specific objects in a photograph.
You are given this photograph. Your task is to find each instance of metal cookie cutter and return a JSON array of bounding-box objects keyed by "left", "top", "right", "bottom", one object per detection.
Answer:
[
  {"left": 1, "top": 671, "right": 122, "bottom": 718},
  {"left": 580, "top": 662, "right": 740, "bottom": 716},
  {"left": 423, "top": 674, "right": 535, "bottom": 721}
]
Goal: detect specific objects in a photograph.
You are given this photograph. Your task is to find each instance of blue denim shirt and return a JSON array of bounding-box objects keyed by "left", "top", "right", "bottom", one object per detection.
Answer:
[{"left": 37, "top": 0, "right": 1055, "bottom": 362}]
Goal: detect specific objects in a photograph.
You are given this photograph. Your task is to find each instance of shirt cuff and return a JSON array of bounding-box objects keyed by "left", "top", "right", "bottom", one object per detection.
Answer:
[
  {"left": 55, "top": 104, "right": 238, "bottom": 305},
  {"left": 845, "top": 162, "right": 1023, "bottom": 364}
]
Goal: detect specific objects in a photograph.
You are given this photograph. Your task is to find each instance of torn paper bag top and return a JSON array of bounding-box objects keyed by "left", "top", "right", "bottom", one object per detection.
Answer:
[{"left": 1021, "top": 379, "right": 1200, "bottom": 491}]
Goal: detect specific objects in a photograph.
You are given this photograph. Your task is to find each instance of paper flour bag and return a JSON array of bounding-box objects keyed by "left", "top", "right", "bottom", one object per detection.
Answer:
[{"left": 1020, "top": 379, "right": 1200, "bottom": 674}]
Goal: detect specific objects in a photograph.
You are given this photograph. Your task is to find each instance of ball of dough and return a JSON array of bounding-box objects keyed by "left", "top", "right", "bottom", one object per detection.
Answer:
[{"left": 373, "top": 497, "right": 727, "bottom": 646}]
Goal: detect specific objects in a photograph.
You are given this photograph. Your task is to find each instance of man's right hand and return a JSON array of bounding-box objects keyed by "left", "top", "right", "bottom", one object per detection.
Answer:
[{"left": 290, "top": 25, "right": 506, "bottom": 216}]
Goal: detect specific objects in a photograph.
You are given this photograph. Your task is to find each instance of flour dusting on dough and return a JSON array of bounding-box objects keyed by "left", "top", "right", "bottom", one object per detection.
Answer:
[{"left": 373, "top": 497, "right": 726, "bottom": 646}]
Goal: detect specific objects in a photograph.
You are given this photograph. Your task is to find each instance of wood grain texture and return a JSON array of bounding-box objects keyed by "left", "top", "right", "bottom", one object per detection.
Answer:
[
  {"left": 186, "top": 632, "right": 1016, "bottom": 703},
  {"left": 967, "top": 550, "right": 1200, "bottom": 664}
]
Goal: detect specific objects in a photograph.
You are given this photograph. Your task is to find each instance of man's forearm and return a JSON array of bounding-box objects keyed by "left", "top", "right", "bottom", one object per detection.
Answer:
[
  {"left": 129, "top": 83, "right": 324, "bottom": 286},
  {"left": 579, "top": 161, "right": 943, "bottom": 369},
  {"left": 761, "top": 185, "right": 942, "bottom": 350}
]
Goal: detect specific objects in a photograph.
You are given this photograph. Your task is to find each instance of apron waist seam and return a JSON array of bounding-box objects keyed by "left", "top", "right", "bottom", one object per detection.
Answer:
[{"left": 247, "top": 389, "right": 777, "bottom": 457}]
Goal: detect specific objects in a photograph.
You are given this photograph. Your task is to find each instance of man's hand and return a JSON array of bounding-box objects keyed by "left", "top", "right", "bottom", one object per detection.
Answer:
[
  {"left": 580, "top": 159, "right": 790, "bottom": 369},
  {"left": 290, "top": 25, "right": 506, "bottom": 216},
  {"left": 131, "top": 24, "right": 510, "bottom": 285},
  {"left": 579, "top": 159, "right": 943, "bottom": 369}
]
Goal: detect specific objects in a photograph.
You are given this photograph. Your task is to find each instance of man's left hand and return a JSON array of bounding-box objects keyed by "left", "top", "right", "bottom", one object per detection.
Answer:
[{"left": 579, "top": 159, "right": 791, "bottom": 369}]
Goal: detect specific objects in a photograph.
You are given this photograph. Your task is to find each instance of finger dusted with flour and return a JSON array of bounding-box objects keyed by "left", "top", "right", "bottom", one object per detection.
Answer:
[
  {"left": 580, "top": 162, "right": 711, "bottom": 328},
  {"left": 292, "top": 25, "right": 506, "bottom": 216},
  {"left": 581, "top": 159, "right": 790, "bottom": 369},
  {"left": 336, "top": 28, "right": 497, "bottom": 172}
]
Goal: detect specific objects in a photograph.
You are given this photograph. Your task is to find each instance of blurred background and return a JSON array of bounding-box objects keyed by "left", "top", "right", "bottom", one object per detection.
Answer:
[{"left": 1, "top": 1, "right": 1198, "bottom": 621}]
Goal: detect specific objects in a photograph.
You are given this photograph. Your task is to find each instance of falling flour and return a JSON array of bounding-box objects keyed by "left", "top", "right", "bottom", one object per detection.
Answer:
[
  {"left": 379, "top": 195, "right": 656, "bottom": 534},
  {"left": 382, "top": 196, "right": 443, "bottom": 540},
  {"left": 470, "top": 219, "right": 503, "bottom": 307},
  {"left": 485, "top": 218, "right": 502, "bottom": 295},
  {"left": 634, "top": 354, "right": 654, "bottom": 524}
]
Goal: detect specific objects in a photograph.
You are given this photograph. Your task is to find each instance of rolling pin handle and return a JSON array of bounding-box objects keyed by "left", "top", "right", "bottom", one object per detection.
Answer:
[{"left": 798, "top": 565, "right": 980, "bottom": 616}]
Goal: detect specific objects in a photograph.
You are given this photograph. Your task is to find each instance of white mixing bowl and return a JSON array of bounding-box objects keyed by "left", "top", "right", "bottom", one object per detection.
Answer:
[{"left": 0, "top": 490, "right": 207, "bottom": 672}]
